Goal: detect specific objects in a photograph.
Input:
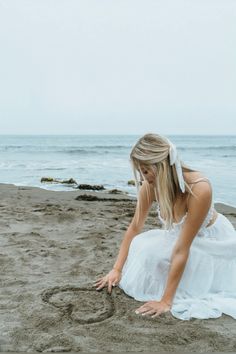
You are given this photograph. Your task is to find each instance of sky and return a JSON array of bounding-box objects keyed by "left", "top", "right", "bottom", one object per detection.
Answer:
[{"left": 0, "top": 0, "right": 235, "bottom": 135}]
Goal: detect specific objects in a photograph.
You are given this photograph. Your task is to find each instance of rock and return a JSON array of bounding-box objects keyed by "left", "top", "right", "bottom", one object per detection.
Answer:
[
  {"left": 41, "top": 177, "right": 54, "bottom": 182},
  {"left": 40, "top": 177, "right": 78, "bottom": 185},
  {"left": 62, "top": 178, "right": 77, "bottom": 184},
  {"left": 108, "top": 189, "right": 127, "bottom": 194},
  {"left": 75, "top": 194, "right": 131, "bottom": 202},
  {"left": 108, "top": 189, "right": 122, "bottom": 194},
  {"left": 75, "top": 195, "right": 99, "bottom": 201},
  {"left": 76, "top": 184, "right": 105, "bottom": 191},
  {"left": 127, "top": 179, "right": 135, "bottom": 186}
]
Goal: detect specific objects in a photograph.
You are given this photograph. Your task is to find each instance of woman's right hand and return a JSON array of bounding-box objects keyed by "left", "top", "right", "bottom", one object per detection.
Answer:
[{"left": 93, "top": 269, "right": 122, "bottom": 294}]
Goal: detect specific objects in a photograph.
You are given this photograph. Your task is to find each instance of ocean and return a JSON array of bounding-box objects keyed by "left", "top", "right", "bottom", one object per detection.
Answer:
[{"left": 0, "top": 134, "right": 235, "bottom": 207}]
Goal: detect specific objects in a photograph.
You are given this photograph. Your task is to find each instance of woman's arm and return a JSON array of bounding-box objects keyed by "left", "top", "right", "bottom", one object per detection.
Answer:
[
  {"left": 94, "top": 180, "right": 156, "bottom": 293},
  {"left": 113, "top": 180, "right": 155, "bottom": 272},
  {"left": 161, "top": 182, "right": 212, "bottom": 305},
  {"left": 94, "top": 181, "right": 155, "bottom": 293},
  {"left": 112, "top": 224, "right": 141, "bottom": 272}
]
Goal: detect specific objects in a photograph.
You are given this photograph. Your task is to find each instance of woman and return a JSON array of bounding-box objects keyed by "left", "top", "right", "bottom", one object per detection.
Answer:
[{"left": 93, "top": 133, "right": 236, "bottom": 320}]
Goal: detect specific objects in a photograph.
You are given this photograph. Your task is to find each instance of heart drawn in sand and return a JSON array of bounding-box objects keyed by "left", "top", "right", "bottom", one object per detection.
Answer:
[{"left": 41, "top": 286, "right": 115, "bottom": 324}]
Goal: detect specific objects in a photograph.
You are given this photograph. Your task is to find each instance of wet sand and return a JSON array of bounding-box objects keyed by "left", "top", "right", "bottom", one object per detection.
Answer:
[{"left": 1, "top": 183, "right": 236, "bottom": 352}]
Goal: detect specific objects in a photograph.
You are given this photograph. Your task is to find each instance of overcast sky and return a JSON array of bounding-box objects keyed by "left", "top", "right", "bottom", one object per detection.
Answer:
[{"left": 0, "top": 0, "right": 235, "bottom": 135}]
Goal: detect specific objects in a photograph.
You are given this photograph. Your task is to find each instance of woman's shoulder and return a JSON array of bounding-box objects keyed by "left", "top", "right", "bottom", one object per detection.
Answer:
[
  {"left": 184, "top": 171, "right": 213, "bottom": 204},
  {"left": 183, "top": 170, "right": 210, "bottom": 185}
]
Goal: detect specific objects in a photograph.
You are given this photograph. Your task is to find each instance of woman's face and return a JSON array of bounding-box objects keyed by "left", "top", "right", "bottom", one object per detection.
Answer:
[{"left": 139, "top": 165, "right": 156, "bottom": 184}]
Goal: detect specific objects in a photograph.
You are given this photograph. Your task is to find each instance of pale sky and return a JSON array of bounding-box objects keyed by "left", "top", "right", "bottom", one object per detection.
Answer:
[{"left": 0, "top": 0, "right": 235, "bottom": 135}]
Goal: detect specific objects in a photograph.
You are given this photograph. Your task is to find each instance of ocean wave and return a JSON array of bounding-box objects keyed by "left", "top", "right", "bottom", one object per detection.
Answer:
[
  {"left": 92, "top": 145, "right": 130, "bottom": 149},
  {"left": 36, "top": 168, "right": 67, "bottom": 171},
  {"left": 221, "top": 154, "right": 236, "bottom": 158},
  {"left": 179, "top": 145, "right": 236, "bottom": 151},
  {"left": 1, "top": 144, "right": 235, "bottom": 152},
  {"left": 0, "top": 145, "right": 130, "bottom": 154},
  {"left": 63, "top": 149, "right": 104, "bottom": 154}
]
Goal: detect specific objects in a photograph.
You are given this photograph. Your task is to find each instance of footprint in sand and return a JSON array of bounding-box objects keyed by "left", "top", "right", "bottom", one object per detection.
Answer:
[{"left": 41, "top": 286, "right": 115, "bottom": 324}]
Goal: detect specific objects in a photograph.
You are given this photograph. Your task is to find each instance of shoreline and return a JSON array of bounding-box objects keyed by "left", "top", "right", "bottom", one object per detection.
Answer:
[
  {"left": 1, "top": 181, "right": 236, "bottom": 209},
  {"left": 0, "top": 182, "right": 236, "bottom": 351}
]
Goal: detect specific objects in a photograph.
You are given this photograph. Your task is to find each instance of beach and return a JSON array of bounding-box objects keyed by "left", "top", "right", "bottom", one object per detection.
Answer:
[{"left": 1, "top": 183, "right": 236, "bottom": 352}]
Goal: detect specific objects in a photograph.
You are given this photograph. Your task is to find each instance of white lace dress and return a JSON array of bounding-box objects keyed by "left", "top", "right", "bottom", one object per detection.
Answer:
[{"left": 118, "top": 179, "right": 236, "bottom": 320}]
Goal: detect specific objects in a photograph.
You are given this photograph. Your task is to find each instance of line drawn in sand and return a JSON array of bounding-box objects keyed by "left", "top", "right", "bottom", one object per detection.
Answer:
[{"left": 41, "top": 285, "right": 115, "bottom": 324}]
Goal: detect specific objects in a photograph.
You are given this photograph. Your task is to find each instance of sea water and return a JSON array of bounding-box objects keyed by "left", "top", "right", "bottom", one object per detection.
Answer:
[{"left": 0, "top": 134, "right": 235, "bottom": 207}]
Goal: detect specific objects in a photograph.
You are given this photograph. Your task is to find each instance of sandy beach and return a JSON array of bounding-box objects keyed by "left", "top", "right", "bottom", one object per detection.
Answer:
[{"left": 1, "top": 183, "right": 236, "bottom": 352}]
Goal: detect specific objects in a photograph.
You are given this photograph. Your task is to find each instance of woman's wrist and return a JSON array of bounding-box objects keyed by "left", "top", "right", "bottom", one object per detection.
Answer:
[
  {"left": 161, "top": 297, "right": 173, "bottom": 307},
  {"left": 112, "top": 266, "right": 122, "bottom": 273}
]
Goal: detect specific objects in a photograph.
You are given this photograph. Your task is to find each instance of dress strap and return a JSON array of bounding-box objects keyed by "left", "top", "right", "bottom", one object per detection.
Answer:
[{"left": 189, "top": 177, "right": 210, "bottom": 191}]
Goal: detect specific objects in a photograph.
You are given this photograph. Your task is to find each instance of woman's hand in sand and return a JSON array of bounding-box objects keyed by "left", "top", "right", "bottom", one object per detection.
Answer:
[
  {"left": 93, "top": 269, "right": 122, "bottom": 294},
  {"left": 134, "top": 300, "right": 171, "bottom": 318}
]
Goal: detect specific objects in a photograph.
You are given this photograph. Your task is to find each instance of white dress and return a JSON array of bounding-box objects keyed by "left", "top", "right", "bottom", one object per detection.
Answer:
[{"left": 118, "top": 178, "right": 236, "bottom": 320}]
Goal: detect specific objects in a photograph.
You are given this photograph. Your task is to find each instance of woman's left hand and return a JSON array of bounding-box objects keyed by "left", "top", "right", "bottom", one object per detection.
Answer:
[{"left": 134, "top": 300, "right": 171, "bottom": 318}]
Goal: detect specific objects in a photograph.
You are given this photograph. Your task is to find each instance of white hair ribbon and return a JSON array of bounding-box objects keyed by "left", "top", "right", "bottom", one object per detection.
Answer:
[{"left": 167, "top": 139, "right": 185, "bottom": 193}]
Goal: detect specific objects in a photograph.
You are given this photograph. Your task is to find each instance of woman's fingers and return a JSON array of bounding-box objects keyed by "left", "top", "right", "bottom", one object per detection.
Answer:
[
  {"left": 108, "top": 280, "right": 113, "bottom": 294},
  {"left": 135, "top": 304, "right": 153, "bottom": 314},
  {"left": 141, "top": 309, "right": 156, "bottom": 316},
  {"left": 93, "top": 277, "right": 105, "bottom": 285},
  {"left": 92, "top": 281, "right": 100, "bottom": 287},
  {"left": 93, "top": 283, "right": 102, "bottom": 289},
  {"left": 92, "top": 279, "right": 103, "bottom": 287},
  {"left": 93, "top": 275, "right": 120, "bottom": 292},
  {"left": 93, "top": 277, "right": 103, "bottom": 282},
  {"left": 93, "top": 277, "right": 107, "bottom": 290},
  {"left": 135, "top": 304, "right": 148, "bottom": 313},
  {"left": 96, "top": 285, "right": 103, "bottom": 290},
  {"left": 96, "top": 281, "right": 106, "bottom": 290}
]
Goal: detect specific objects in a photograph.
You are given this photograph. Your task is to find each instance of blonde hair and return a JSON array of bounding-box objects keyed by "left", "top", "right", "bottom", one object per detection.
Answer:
[{"left": 130, "top": 133, "right": 197, "bottom": 230}]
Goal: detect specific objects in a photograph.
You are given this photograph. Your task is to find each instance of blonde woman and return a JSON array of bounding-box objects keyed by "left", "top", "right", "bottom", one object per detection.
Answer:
[{"left": 94, "top": 133, "right": 236, "bottom": 320}]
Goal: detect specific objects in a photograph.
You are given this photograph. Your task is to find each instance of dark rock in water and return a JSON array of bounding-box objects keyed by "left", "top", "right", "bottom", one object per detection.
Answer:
[
  {"left": 41, "top": 177, "right": 78, "bottom": 184},
  {"left": 61, "top": 178, "right": 78, "bottom": 184},
  {"left": 108, "top": 189, "right": 127, "bottom": 194},
  {"left": 41, "top": 177, "right": 54, "bottom": 182},
  {"left": 127, "top": 179, "right": 135, "bottom": 186},
  {"left": 76, "top": 184, "right": 105, "bottom": 191}
]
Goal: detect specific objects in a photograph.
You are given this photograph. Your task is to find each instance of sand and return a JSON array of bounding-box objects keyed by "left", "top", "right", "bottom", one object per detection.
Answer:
[{"left": 1, "top": 183, "right": 236, "bottom": 352}]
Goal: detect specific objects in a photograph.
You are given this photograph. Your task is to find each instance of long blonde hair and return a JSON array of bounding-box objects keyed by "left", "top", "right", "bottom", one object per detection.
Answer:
[{"left": 130, "top": 133, "right": 197, "bottom": 230}]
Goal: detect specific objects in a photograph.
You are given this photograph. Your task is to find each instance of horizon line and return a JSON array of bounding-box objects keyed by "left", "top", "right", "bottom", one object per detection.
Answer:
[{"left": 1, "top": 133, "right": 236, "bottom": 136}]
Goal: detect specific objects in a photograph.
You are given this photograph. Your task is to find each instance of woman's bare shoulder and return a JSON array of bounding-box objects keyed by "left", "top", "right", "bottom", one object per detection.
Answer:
[
  {"left": 184, "top": 171, "right": 212, "bottom": 206},
  {"left": 185, "top": 171, "right": 212, "bottom": 205},
  {"left": 183, "top": 171, "right": 209, "bottom": 185}
]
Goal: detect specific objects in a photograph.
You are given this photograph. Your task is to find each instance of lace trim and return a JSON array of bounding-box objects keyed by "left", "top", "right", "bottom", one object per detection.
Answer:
[
  {"left": 156, "top": 203, "right": 187, "bottom": 226},
  {"left": 156, "top": 202, "right": 215, "bottom": 229}
]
